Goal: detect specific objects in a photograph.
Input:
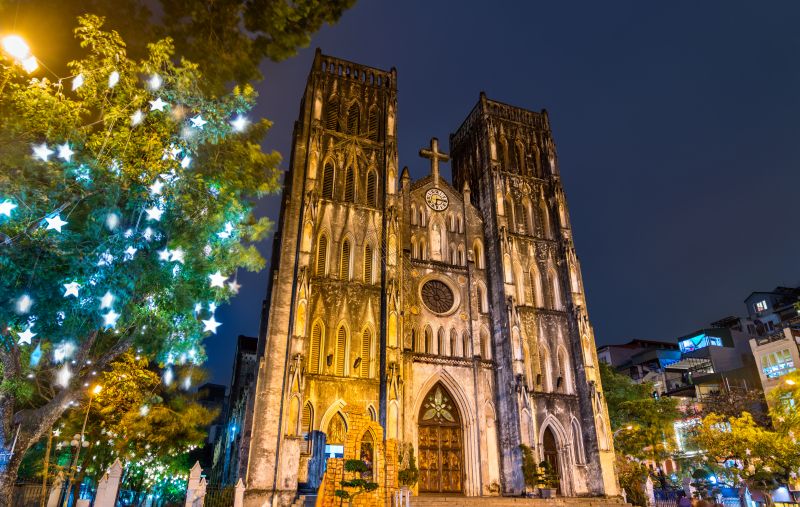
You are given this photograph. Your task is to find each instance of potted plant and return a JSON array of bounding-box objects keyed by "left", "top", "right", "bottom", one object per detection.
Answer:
[
  {"left": 538, "top": 460, "right": 560, "bottom": 499},
  {"left": 519, "top": 444, "right": 539, "bottom": 497},
  {"left": 398, "top": 444, "right": 419, "bottom": 493},
  {"left": 334, "top": 459, "right": 378, "bottom": 507}
]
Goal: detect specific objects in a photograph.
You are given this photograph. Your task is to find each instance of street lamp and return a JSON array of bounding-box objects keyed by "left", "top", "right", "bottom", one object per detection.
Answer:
[
  {"left": 1, "top": 35, "right": 38, "bottom": 73},
  {"left": 613, "top": 425, "right": 634, "bottom": 438},
  {"left": 61, "top": 385, "right": 102, "bottom": 507}
]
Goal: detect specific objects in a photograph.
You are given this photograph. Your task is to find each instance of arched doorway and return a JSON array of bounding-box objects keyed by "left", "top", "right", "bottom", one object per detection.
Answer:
[
  {"left": 418, "top": 383, "right": 463, "bottom": 494},
  {"left": 542, "top": 426, "right": 561, "bottom": 493}
]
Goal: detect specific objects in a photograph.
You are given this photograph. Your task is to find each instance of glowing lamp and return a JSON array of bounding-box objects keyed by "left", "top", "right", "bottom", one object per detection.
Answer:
[
  {"left": 92, "top": 384, "right": 103, "bottom": 395},
  {"left": 2, "top": 35, "right": 30, "bottom": 61},
  {"left": 21, "top": 56, "right": 38, "bottom": 73}
]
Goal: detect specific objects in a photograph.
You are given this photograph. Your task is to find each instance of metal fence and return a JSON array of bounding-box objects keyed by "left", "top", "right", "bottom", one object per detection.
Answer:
[
  {"left": 204, "top": 485, "right": 235, "bottom": 507},
  {"left": 13, "top": 482, "right": 44, "bottom": 507}
]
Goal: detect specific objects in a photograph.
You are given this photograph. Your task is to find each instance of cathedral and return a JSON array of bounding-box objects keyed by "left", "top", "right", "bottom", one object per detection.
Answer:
[{"left": 243, "top": 50, "right": 619, "bottom": 505}]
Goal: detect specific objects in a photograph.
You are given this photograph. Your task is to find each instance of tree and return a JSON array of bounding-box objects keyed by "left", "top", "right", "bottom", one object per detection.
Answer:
[
  {"left": 0, "top": 15, "right": 279, "bottom": 499},
  {"left": 599, "top": 362, "right": 681, "bottom": 462},
  {"left": 334, "top": 459, "right": 378, "bottom": 507},
  {"left": 0, "top": 0, "right": 356, "bottom": 94}
]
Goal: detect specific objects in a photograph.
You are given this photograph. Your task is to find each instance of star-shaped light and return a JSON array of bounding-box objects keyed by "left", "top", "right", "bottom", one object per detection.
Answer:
[
  {"left": 170, "top": 248, "right": 185, "bottom": 264},
  {"left": 157, "top": 249, "right": 171, "bottom": 261},
  {"left": 0, "top": 200, "right": 17, "bottom": 217},
  {"left": 180, "top": 155, "right": 192, "bottom": 169},
  {"left": 131, "top": 110, "right": 144, "bottom": 126},
  {"left": 71, "top": 73, "right": 84, "bottom": 91},
  {"left": 124, "top": 246, "right": 138, "bottom": 260},
  {"left": 230, "top": 115, "right": 250, "bottom": 132},
  {"left": 63, "top": 282, "right": 81, "bottom": 298},
  {"left": 100, "top": 291, "right": 114, "bottom": 309},
  {"left": 45, "top": 214, "right": 68, "bottom": 232},
  {"left": 108, "top": 71, "right": 120, "bottom": 88},
  {"left": 55, "top": 363, "right": 72, "bottom": 388},
  {"left": 194, "top": 302, "right": 202, "bottom": 314},
  {"left": 149, "top": 179, "right": 164, "bottom": 195},
  {"left": 202, "top": 315, "right": 222, "bottom": 334},
  {"left": 139, "top": 404, "right": 150, "bottom": 417},
  {"left": 103, "top": 309, "right": 120, "bottom": 329},
  {"left": 208, "top": 271, "right": 228, "bottom": 288},
  {"left": 190, "top": 115, "right": 207, "bottom": 129},
  {"left": 149, "top": 97, "right": 167, "bottom": 112},
  {"left": 17, "top": 326, "right": 36, "bottom": 345},
  {"left": 145, "top": 206, "right": 163, "bottom": 221},
  {"left": 15, "top": 294, "right": 32, "bottom": 314},
  {"left": 228, "top": 279, "right": 241, "bottom": 294},
  {"left": 163, "top": 367, "right": 173, "bottom": 386},
  {"left": 148, "top": 74, "right": 162, "bottom": 90},
  {"left": 57, "top": 143, "right": 74, "bottom": 162},
  {"left": 32, "top": 143, "right": 54, "bottom": 162}
]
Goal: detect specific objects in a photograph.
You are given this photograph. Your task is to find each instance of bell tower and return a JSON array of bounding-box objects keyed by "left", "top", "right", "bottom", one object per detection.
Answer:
[{"left": 450, "top": 93, "right": 619, "bottom": 496}]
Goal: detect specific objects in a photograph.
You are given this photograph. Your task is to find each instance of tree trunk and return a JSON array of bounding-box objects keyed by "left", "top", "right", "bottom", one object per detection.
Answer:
[{"left": 0, "top": 433, "right": 33, "bottom": 507}]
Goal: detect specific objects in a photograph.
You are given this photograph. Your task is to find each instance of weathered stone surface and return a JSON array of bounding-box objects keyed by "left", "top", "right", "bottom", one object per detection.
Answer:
[{"left": 243, "top": 51, "right": 618, "bottom": 506}]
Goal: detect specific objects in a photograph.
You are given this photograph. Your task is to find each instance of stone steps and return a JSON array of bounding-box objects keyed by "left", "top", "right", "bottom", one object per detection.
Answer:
[
  {"left": 410, "top": 496, "right": 633, "bottom": 507},
  {"left": 290, "top": 494, "right": 316, "bottom": 507}
]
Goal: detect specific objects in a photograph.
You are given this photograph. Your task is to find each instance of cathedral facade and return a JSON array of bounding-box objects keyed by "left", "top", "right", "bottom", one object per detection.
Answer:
[{"left": 244, "top": 50, "right": 618, "bottom": 505}]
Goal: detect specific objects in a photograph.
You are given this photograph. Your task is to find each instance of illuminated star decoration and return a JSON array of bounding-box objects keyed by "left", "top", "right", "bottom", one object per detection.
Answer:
[
  {"left": 157, "top": 248, "right": 171, "bottom": 261},
  {"left": 163, "top": 367, "right": 174, "bottom": 386},
  {"left": 63, "top": 282, "right": 81, "bottom": 298},
  {"left": 190, "top": 115, "right": 207, "bottom": 129},
  {"left": 181, "top": 155, "right": 192, "bottom": 169},
  {"left": 217, "top": 222, "right": 234, "bottom": 239},
  {"left": 17, "top": 326, "right": 36, "bottom": 345},
  {"left": 202, "top": 315, "right": 222, "bottom": 334},
  {"left": 230, "top": 115, "right": 250, "bottom": 132},
  {"left": 32, "top": 143, "right": 54, "bottom": 162},
  {"left": 149, "top": 179, "right": 164, "bottom": 195},
  {"left": 100, "top": 291, "right": 114, "bottom": 309},
  {"left": 103, "top": 309, "right": 120, "bottom": 329},
  {"left": 108, "top": 70, "right": 119, "bottom": 88},
  {"left": 145, "top": 206, "right": 164, "bottom": 221},
  {"left": 57, "top": 143, "right": 74, "bottom": 162},
  {"left": 124, "top": 246, "right": 138, "bottom": 260},
  {"left": 56, "top": 363, "right": 72, "bottom": 388},
  {"left": 149, "top": 97, "right": 167, "bottom": 112},
  {"left": 228, "top": 279, "right": 241, "bottom": 294},
  {"left": 208, "top": 271, "right": 227, "bottom": 288},
  {"left": 45, "top": 214, "right": 68, "bottom": 232},
  {"left": 16, "top": 294, "right": 32, "bottom": 314},
  {"left": 170, "top": 248, "right": 185, "bottom": 264},
  {"left": 72, "top": 73, "right": 84, "bottom": 91},
  {"left": 0, "top": 200, "right": 17, "bottom": 217},
  {"left": 131, "top": 110, "right": 144, "bottom": 126},
  {"left": 148, "top": 73, "right": 162, "bottom": 90}
]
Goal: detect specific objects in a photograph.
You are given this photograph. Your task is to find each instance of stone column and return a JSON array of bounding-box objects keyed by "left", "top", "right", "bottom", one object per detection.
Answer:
[
  {"left": 234, "top": 478, "right": 245, "bottom": 507},
  {"left": 46, "top": 472, "right": 64, "bottom": 507},
  {"left": 94, "top": 458, "right": 124, "bottom": 507}
]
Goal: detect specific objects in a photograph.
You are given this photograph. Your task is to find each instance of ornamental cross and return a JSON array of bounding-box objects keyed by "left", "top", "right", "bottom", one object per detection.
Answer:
[{"left": 419, "top": 137, "right": 450, "bottom": 184}]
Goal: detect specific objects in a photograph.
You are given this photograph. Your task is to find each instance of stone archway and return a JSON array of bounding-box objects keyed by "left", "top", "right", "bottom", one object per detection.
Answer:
[
  {"left": 418, "top": 383, "right": 464, "bottom": 494},
  {"left": 542, "top": 426, "right": 559, "bottom": 481}
]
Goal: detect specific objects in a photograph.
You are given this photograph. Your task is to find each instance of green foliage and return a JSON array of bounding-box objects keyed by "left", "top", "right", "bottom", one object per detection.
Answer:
[
  {"left": 334, "top": 459, "right": 378, "bottom": 504},
  {"left": 615, "top": 456, "right": 649, "bottom": 507},
  {"left": 0, "top": 13, "right": 279, "bottom": 440},
  {"left": 537, "top": 460, "right": 559, "bottom": 489},
  {"left": 599, "top": 361, "right": 681, "bottom": 461},
  {"left": 519, "top": 444, "right": 538, "bottom": 489},
  {"left": 397, "top": 443, "right": 419, "bottom": 487},
  {"left": 0, "top": 0, "right": 356, "bottom": 94}
]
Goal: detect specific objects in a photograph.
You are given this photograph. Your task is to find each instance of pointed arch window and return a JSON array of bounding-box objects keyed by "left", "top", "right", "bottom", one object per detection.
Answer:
[
  {"left": 437, "top": 327, "right": 445, "bottom": 355},
  {"left": 549, "top": 269, "right": 562, "bottom": 310},
  {"left": 302, "top": 402, "right": 314, "bottom": 434},
  {"left": 309, "top": 321, "right": 323, "bottom": 374},
  {"left": 481, "top": 328, "right": 491, "bottom": 359},
  {"left": 326, "top": 96, "right": 339, "bottom": 131},
  {"left": 540, "top": 200, "right": 552, "bottom": 239},
  {"left": 411, "top": 206, "right": 418, "bottom": 225},
  {"left": 516, "top": 201, "right": 527, "bottom": 234},
  {"left": 557, "top": 348, "right": 568, "bottom": 393},
  {"left": 322, "top": 163, "right": 335, "bottom": 199},
  {"left": 335, "top": 326, "right": 347, "bottom": 376},
  {"left": 572, "top": 419, "right": 586, "bottom": 464},
  {"left": 366, "top": 170, "right": 377, "bottom": 207},
  {"left": 316, "top": 235, "right": 328, "bottom": 276},
  {"left": 462, "top": 331, "right": 470, "bottom": 357},
  {"left": 424, "top": 325, "right": 433, "bottom": 354},
  {"left": 361, "top": 329, "right": 372, "bottom": 378},
  {"left": 420, "top": 207, "right": 426, "bottom": 227},
  {"left": 344, "top": 167, "right": 355, "bottom": 203},
  {"left": 347, "top": 103, "right": 360, "bottom": 135},
  {"left": 411, "top": 237, "right": 418, "bottom": 259},
  {"left": 450, "top": 329, "right": 457, "bottom": 357},
  {"left": 368, "top": 107, "right": 379, "bottom": 141},
  {"left": 474, "top": 241, "right": 484, "bottom": 269},
  {"left": 516, "top": 143, "right": 525, "bottom": 174},
  {"left": 340, "top": 239, "right": 351, "bottom": 280},
  {"left": 530, "top": 268, "right": 543, "bottom": 308},
  {"left": 364, "top": 244, "right": 374, "bottom": 284}
]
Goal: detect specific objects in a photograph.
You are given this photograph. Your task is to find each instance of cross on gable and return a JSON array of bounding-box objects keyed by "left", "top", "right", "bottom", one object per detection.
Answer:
[{"left": 419, "top": 137, "right": 450, "bottom": 185}]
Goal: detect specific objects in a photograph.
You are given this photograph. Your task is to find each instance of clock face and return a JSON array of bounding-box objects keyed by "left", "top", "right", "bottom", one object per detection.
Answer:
[
  {"left": 421, "top": 280, "right": 455, "bottom": 314},
  {"left": 425, "top": 188, "right": 449, "bottom": 211}
]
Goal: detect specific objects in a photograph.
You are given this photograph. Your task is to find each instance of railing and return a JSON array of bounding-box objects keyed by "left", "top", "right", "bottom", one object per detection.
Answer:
[
  {"left": 204, "top": 484, "right": 235, "bottom": 507},
  {"left": 13, "top": 482, "right": 44, "bottom": 507}
]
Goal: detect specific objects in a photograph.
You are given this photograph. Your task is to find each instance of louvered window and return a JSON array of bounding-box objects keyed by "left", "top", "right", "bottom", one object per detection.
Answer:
[
  {"left": 335, "top": 326, "right": 347, "bottom": 376},
  {"left": 366, "top": 171, "right": 377, "bottom": 207},
  {"left": 347, "top": 103, "right": 360, "bottom": 135},
  {"left": 322, "top": 164, "right": 334, "bottom": 199},
  {"left": 340, "top": 239, "right": 351, "bottom": 280},
  {"left": 326, "top": 97, "right": 339, "bottom": 131},
  {"left": 361, "top": 330, "right": 371, "bottom": 378},
  {"left": 368, "top": 108, "right": 379, "bottom": 141},
  {"left": 316, "top": 236, "right": 328, "bottom": 276},
  {"left": 301, "top": 403, "right": 313, "bottom": 433},
  {"left": 344, "top": 167, "right": 355, "bottom": 203},
  {"left": 309, "top": 322, "right": 322, "bottom": 373},
  {"left": 364, "top": 244, "right": 373, "bottom": 283}
]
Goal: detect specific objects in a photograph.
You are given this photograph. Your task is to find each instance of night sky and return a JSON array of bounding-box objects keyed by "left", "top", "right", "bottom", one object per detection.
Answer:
[{"left": 208, "top": 1, "right": 800, "bottom": 385}]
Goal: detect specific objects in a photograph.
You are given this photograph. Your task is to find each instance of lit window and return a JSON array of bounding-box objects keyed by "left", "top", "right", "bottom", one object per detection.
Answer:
[
  {"left": 761, "top": 349, "right": 795, "bottom": 379},
  {"left": 755, "top": 300, "right": 768, "bottom": 312},
  {"left": 678, "top": 333, "right": 723, "bottom": 352}
]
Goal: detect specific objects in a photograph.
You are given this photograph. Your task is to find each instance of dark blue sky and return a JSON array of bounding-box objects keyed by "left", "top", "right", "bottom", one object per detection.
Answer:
[{"left": 208, "top": 1, "right": 800, "bottom": 384}]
